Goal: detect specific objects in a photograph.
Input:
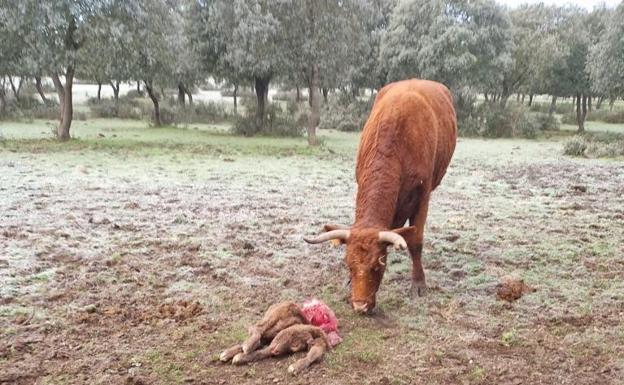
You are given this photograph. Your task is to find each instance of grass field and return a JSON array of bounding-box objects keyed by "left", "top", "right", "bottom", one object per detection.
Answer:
[{"left": 1, "top": 118, "right": 623, "bottom": 385}]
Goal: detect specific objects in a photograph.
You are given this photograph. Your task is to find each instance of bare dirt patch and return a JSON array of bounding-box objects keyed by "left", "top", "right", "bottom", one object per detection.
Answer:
[{"left": 1, "top": 137, "right": 623, "bottom": 384}]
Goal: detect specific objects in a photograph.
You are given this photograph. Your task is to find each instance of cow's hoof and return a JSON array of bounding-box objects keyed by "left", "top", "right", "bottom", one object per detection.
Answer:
[{"left": 410, "top": 282, "right": 427, "bottom": 298}]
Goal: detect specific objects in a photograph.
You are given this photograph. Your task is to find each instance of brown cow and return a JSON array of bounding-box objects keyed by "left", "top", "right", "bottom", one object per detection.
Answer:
[{"left": 304, "top": 79, "right": 457, "bottom": 314}]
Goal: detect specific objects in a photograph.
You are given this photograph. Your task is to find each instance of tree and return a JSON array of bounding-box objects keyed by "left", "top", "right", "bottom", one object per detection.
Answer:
[
  {"left": 349, "top": 0, "right": 397, "bottom": 93},
  {"left": 194, "top": 0, "right": 287, "bottom": 133},
  {"left": 19, "top": 0, "right": 108, "bottom": 140},
  {"left": 280, "top": 0, "right": 366, "bottom": 145},
  {"left": 120, "top": 0, "right": 176, "bottom": 126},
  {"left": 381, "top": 0, "right": 512, "bottom": 114},
  {"left": 588, "top": 3, "right": 623, "bottom": 111}
]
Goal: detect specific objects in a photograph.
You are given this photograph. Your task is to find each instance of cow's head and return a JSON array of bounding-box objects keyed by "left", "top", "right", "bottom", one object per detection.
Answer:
[{"left": 304, "top": 225, "right": 410, "bottom": 314}]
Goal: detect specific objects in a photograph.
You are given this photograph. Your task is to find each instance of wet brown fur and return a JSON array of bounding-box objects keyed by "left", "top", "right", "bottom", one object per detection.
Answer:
[
  {"left": 232, "top": 324, "right": 330, "bottom": 375},
  {"left": 219, "top": 302, "right": 307, "bottom": 362},
  {"left": 327, "top": 79, "right": 457, "bottom": 311}
]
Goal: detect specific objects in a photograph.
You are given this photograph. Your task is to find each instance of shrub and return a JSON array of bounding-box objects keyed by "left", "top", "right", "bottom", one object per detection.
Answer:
[
  {"left": 459, "top": 103, "right": 547, "bottom": 139},
  {"left": 319, "top": 96, "right": 372, "bottom": 132},
  {"left": 272, "top": 90, "right": 296, "bottom": 102},
  {"left": 563, "top": 133, "right": 624, "bottom": 158},
  {"left": 89, "top": 98, "right": 143, "bottom": 120},
  {"left": 563, "top": 135, "right": 587, "bottom": 156},
  {"left": 561, "top": 112, "right": 577, "bottom": 125},
  {"left": 587, "top": 109, "right": 624, "bottom": 124},
  {"left": 125, "top": 89, "right": 143, "bottom": 99},
  {"left": 534, "top": 112, "right": 560, "bottom": 131},
  {"left": 221, "top": 88, "right": 255, "bottom": 99},
  {"left": 233, "top": 97, "right": 303, "bottom": 137}
]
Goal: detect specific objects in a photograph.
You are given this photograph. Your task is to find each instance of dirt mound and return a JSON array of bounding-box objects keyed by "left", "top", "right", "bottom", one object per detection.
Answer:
[
  {"left": 496, "top": 277, "right": 534, "bottom": 302},
  {"left": 157, "top": 300, "right": 202, "bottom": 322}
]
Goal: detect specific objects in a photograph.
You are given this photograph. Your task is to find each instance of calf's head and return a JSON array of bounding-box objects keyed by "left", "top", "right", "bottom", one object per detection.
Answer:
[{"left": 304, "top": 225, "right": 409, "bottom": 314}]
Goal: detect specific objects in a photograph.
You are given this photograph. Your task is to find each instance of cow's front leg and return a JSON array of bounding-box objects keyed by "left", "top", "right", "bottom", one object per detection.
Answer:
[{"left": 407, "top": 191, "right": 431, "bottom": 298}]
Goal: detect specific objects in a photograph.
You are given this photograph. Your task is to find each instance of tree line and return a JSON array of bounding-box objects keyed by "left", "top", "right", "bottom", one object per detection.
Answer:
[{"left": 1, "top": 0, "right": 623, "bottom": 143}]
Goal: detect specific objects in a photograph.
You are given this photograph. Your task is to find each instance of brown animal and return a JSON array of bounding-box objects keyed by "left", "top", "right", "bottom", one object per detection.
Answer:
[
  {"left": 232, "top": 324, "right": 330, "bottom": 375},
  {"left": 219, "top": 302, "right": 307, "bottom": 362},
  {"left": 304, "top": 79, "right": 457, "bottom": 313}
]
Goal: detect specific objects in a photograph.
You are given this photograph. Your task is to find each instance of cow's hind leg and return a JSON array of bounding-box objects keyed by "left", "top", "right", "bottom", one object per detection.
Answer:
[{"left": 407, "top": 190, "right": 431, "bottom": 298}]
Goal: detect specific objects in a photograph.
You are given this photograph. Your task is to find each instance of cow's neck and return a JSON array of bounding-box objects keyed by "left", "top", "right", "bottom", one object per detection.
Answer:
[{"left": 353, "top": 169, "right": 400, "bottom": 230}]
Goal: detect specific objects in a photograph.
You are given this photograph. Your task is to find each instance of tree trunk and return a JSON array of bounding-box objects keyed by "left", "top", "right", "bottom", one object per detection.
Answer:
[
  {"left": 351, "top": 87, "right": 359, "bottom": 99},
  {"left": 484, "top": 92, "right": 488, "bottom": 102},
  {"left": 548, "top": 95, "right": 557, "bottom": 116},
  {"left": 321, "top": 87, "right": 328, "bottom": 104},
  {"left": 96, "top": 81, "right": 102, "bottom": 101},
  {"left": 576, "top": 93, "right": 587, "bottom": 133},
  {"left": 136, "top": 81, "right": 142, "bottom": 96},
  {"left": 516, "top": 93, "right": 521, "bottom": 102},
  {"left": 296, "top": 86, "right": 301, "bottom": 103},
  {"left": 596, "top": 96, "right": 604, "bottom": 110},
  {"left": 308, "top": 64, "right": 320, "bottom": 146},
  {"left": 110, "top": 81, "right": 120, "bottom": 102},
  {"left": 588, "top": 95, "right": 592, "bottom": 112},
  {"left": 178, "top": 84, "right": 186, "bottom": 106},
  {"left": 254, "top": 76, "right": 271, "bottom": 132},
  {"left": 0, "top": 85, "right": 6, "bottom": 114},
  {"left": 233, "top": 83, "right": 238, "bottom": 114},
  {"left": 521, "top": 94, "right": 526, "bottom": 104},
  {"left": 499, "top": 83, "right": 511, "bottom": 108},
  {"left": 51, "top": 73, "right": 66, "bottom": 124},
  {"left": 528, "top": 94, "right": 533, "bottom": 107},
  {"left": 145, "top": 81, "right": 161, "bottom": 127},
  {"left": 35, "top": 77, "right": 49, "bottom": 105},
  {"left": 187, "top": 91, "right": 193, "bottom": 106},
  {"left": 57, "top": 66, "right": 74, "bottom": 141},
  {"left": 8, "top": 76, "right": 23, "bottom": 102}
]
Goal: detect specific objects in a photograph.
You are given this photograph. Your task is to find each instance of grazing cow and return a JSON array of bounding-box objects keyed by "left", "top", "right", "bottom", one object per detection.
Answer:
[{"left": 304, "top": 79, "right": 457, "bottom": 314}]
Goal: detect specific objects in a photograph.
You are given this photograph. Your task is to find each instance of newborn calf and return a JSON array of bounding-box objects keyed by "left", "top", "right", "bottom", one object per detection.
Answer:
[
  {"left": 231, "top": 324, "right": 330, "bottom": 375},
  {"left": 219, "top": 302, "right": 307, "bottom": 362}
]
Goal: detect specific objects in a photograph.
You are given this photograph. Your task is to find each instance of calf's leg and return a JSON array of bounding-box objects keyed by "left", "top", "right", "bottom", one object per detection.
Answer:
[
  {"left": 287, "top": 341, "right": 326, "bottom": 375},
  {"left": 232, "top": 346, "right": 273, "bottom": 365},
  {"left": 219, "top": 344, "right": 243, "bottom": 362}
]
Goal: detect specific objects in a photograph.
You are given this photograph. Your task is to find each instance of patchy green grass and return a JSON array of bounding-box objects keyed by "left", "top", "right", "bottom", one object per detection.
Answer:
[{"left": 0, "top": 117, "right": 623, "bottom": 385}]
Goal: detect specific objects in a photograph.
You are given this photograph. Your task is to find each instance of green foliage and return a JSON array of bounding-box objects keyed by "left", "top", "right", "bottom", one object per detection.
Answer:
[
  {"left": 233, "top": 98, "right": 303, "bottom": 137},
  {"left": 564, "top": 133, "right": 624, "bottom": 158},
  {"left": 460, "top": 103, "right": 550, "bottom": 138},
  {"left": 319, "top": 96, "right": 373, "bottom": 132},
  {"left": 587, "top": 109, "right": 624, "bottom": 124},
  {"left": 88, "top": 97, "right": 232, "bottom": 124}
]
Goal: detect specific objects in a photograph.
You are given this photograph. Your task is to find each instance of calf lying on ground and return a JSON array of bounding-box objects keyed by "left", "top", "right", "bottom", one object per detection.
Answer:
[
  {"left": 231, "top": 324, "right": 330, "bottom": 375},
  {"left": 219, "top": 302, "right": 306, "bottom": 361},
  {"left": 219, "top": 300, "right": 339, "bottom": 374}
]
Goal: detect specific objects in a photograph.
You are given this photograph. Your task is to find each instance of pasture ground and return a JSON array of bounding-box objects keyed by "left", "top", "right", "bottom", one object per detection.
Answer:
[{"left": 1, "top": 119, "right": 623, "bottom": 385}]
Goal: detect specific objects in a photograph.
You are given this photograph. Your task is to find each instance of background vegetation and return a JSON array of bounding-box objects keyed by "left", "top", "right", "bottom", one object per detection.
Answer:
[{"left": 0, "top": 0, "right": 623, "bottom": 149}]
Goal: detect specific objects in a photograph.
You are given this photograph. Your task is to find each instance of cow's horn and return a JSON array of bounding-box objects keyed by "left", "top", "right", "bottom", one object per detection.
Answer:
[
  {"left": 379, "top": 231, "right": 408, "bottom": 250},
  {"left": 304, "top": 229, "right": 350, "bottom": 244}
]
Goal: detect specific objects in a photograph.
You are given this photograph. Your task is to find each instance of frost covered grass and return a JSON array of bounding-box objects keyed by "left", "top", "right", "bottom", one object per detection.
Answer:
[{"left": 0, "top": 118, "right": 623, "bottom": 384}]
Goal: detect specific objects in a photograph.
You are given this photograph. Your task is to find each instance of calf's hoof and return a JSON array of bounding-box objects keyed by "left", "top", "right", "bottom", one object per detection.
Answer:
[
  {"left": 231, "top": 353, "right": 247, "bottom": 365},
  {"left": 219, "top": 346, "right": 242, "bottom": 362}
]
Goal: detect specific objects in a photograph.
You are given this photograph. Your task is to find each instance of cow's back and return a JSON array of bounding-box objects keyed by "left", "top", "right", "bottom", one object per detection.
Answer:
[{"left": 357, "top": 79, "right": 456, "bottom": 190}]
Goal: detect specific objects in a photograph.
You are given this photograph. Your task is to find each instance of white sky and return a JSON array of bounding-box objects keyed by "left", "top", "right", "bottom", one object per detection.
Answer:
[{"left": 496, "top": 0, "right": 621, "bottom": 9}]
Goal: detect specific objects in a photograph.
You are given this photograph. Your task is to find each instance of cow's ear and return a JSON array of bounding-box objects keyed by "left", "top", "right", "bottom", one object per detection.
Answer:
[{"left": 323, "top": 224, "right": 349, "bottom": 246}]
